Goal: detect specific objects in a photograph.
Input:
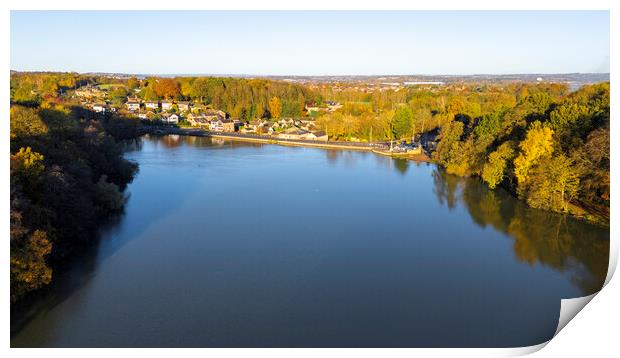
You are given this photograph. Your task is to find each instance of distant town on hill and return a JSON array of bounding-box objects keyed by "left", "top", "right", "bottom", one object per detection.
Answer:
[{"left": 12, "top": 70, "right": 608, "bottom": 91}]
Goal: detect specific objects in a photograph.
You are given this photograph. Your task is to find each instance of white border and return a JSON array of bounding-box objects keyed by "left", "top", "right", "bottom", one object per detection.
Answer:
[{"left": 3, "top": 1, "right": 617, "bottom": 357}]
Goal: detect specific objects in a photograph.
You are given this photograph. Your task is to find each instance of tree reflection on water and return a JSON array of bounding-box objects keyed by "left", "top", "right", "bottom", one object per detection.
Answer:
[{"left": 432, "top": 168, "right": 609, "bottom": 296}]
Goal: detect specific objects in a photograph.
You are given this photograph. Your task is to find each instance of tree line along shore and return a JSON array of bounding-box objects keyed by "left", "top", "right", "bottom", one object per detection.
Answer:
[{"left": 10, "top": 72, "right": 609, "bottom": 303}]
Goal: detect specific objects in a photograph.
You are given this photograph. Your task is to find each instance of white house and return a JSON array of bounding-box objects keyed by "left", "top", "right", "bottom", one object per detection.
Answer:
[
  {"left": 177, "top": 101, "right": 190, "bottom": 112},
  {"left": 145, "top": 101, "right": 159, "bottom": 110},
  {"left": 187, "top": 114, "right": 210, "bottom": 127},
  {"left": 210, "top": 119, "right": 224, "bottom": 131},
  {"left": 92, "top": 103, "right": 106, "bottom": 113},
  {"left": 161, "top": 113, "right": 179, "bottom": 124},
  {"left": 278, "top": 127, "right": 309, "bottom": 140},
  {"left": 161, "top": 101, "right": 174, "bottom": 111},
  {"left": 303, "top": 130, "right": 329, "bottom": 141},
  {"left": 126, "top": 100, "right": 140, "bottom": 111}
]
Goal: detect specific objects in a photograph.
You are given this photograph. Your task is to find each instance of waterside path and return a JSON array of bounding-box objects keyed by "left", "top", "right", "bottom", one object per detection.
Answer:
[{"left": 146, "top": 126, "right": 432, "bottom": 161}]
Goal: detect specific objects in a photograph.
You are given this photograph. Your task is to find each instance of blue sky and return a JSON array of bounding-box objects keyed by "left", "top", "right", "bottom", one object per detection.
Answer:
[{"left": 10, "top": 11, "right": 610, "bottom": 75}]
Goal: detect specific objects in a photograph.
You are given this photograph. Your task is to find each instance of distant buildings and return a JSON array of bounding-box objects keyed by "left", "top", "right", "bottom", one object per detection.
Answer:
[
  {"left": 403, "top": 81, "right": 445, "bottom": 86},
  {"left": 118, "top": 97, "right": 327, "bottom": 140},
  {"left": 126, "top": 100, "right": 140, "bottom": 111}
]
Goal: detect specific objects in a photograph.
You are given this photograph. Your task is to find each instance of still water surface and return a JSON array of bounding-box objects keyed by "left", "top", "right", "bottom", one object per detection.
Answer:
[{"left": 11, "top": 135, "right": 609, "bottom": 347}]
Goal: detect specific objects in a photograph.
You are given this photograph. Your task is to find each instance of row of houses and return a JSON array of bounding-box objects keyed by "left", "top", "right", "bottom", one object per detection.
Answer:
[
  {"left": 89, "top": 102, "right": 179, "bottom": 124},
  {"left": 239, "top": 120, "right": 327, "bottom": 141},
  {"left": 242, "top": 118, "right": 317, "bottom": 132},
  {"left": 187, "top": 112, "right": 236, "bottom": 132},
  {"left": 126, "top": 99, "right": 193, "bottom": 112},
  {"left": 186, "top": 113, "right": 327, "bottom": 141},
  {"left": 90, "top": 97, "right": 327, "bottom": 140}
]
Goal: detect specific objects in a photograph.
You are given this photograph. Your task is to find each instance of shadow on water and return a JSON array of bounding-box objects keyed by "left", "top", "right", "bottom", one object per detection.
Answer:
[
  {"left": 10, "top": 214, "right": 127, "bottom": 336},
  {"left": 10, "top": 135, "right": 221, "bottom": 337},
  {"left": 432, "top": 168, "right": 609, "bottom": 296},
  {"left": 393, "top": 158, "right": 409, "bottom": 175}
]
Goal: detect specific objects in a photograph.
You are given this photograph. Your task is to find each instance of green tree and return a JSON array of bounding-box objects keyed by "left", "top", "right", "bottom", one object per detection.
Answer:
[
  {"left": 411, "top": 107, "right": 432, "bottom": 137},
  {"left": 579, "top": 125, "right": 610, "bottom": 203},
  {"left": 140, "top": 85, "right": 158, "bottom": 101},
  {"left": 109, "top": 87, "right": 128, "bottom": 106},
  {"left": 445, "top": 138, "right": 477, "bottom": 176},
  {"left": 473, "top": 113, "right": 501, "bottom": 149},
  {"left": 433, "top": 120, "right": 464, "bottom": 166},
  {"left": 94, "top": 175, "right": 124, "bottom": 212},
  {"left": 392, "top": 105, "right": 413, "bottom": 139}
]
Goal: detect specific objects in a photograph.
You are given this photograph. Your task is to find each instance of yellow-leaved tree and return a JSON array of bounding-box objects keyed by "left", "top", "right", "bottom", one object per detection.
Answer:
[
  {"left": 513, "top": 121, "right": 554, "bottom": 185},
  {"left": 268, "top": 96, "right": 282, "bottom": 119}
]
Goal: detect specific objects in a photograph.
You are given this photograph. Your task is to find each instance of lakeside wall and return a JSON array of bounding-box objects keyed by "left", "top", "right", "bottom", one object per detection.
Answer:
[{"left": 149, "top": 126, "right": 431, "bottom": 161}]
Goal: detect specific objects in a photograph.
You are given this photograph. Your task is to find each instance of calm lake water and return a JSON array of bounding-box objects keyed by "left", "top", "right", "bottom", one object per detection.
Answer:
[{"left": 11, "top": 134, "right": 609, "bottom": 347}]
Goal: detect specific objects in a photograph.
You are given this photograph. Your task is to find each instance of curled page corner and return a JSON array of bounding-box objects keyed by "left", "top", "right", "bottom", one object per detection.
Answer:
[
  {"left": 604, "top": 236, "right": 618, "bottom": 286},
  {"left": 511, "top": 294, "right": 599, "bottom": 356},
  {"left": 506, "top": 341, "right": 550, "bottom": 356},
  {"left": 554, "top": 293, "right": 597, "bottom": 337},
  {"left": 526, "top": 240, "right": 617, "bottom": 354},
  {"left": 552, "top": 228, "right": 617, "bottom": 337}
]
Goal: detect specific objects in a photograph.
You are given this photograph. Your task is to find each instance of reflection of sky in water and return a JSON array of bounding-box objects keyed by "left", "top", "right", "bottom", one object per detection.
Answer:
[{"left": 12, "top": 135, "right": 609, "bottom": 348}]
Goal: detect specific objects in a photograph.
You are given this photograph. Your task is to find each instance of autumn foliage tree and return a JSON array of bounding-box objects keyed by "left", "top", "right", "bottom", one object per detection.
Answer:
[
  {"left": 513, "top": 121, "right": 555, "bottom": 185},
  {"left": 155, "top": 78, "right": 181, "bottom": 100},
  {"left": 268, "top": 96, "right": 282, "bottom": 119}
]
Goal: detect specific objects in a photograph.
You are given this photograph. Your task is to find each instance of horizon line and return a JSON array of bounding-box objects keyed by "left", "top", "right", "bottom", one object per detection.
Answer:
[{"left": 9, "top": 69, "right": 611, "bottom": 77}]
